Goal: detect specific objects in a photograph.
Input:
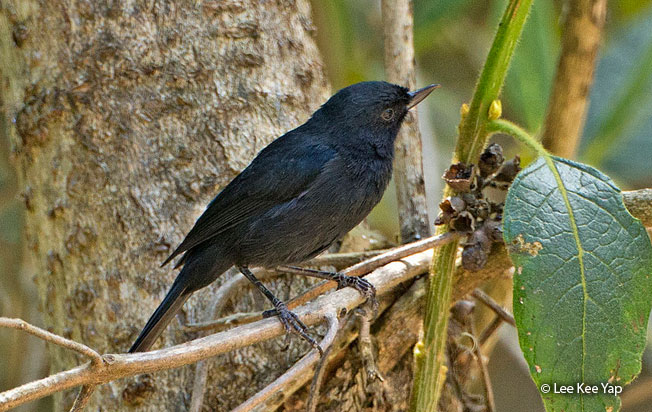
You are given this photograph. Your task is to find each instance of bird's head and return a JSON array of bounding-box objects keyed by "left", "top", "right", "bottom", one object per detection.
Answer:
[{"left": 312, "top": 81, "right": 438, "bottom": 154}]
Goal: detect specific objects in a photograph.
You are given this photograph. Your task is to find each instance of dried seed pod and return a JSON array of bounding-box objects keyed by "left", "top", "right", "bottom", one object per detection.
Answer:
[
  {"left": 462, "top": 228, "right": 491, "bottom": 271},
  {"left": 434, "top": 213, "right": 448, "bottom": 226},
  {"left": 478, "top": 143, "right": 504, "bottom": 177},
  {"left": 462, "top": 243, "right": 488, "bottom": 271},
  {"left": 472, "top": 199, "right": 490, "bottom": 221},
  {"left": 440, "top": 196, "right": 466, "bottom": 214},
  {"left": 461, "top": 193, "right": 478, "bottom": 208},
  {"left": 450, "top": 210, "right": 475, "bottom": 233},
  {"left": 469, "top": 227, "right": 492, "bottom": 252},
  {"left": 442, "top": 162, "right": 475, "bottom": 192},
  {"left": 483, "top": 218, "right": 504, "bottom": 243},
  {"left": 494, "top": 155, "right": 521, "bottom": 183},
  {"left": 435, "top": 196, "right": 467, "bottom": 226}
]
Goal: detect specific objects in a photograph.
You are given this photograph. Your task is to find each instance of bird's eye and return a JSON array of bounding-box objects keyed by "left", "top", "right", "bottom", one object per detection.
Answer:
[{"left": 381, "top": 108, "right": 395, "bottom": 121}]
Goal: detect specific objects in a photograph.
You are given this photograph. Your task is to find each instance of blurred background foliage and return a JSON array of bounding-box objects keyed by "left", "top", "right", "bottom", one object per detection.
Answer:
[{"left": 2, "top": 1, "right": 652, "bottom": 410}]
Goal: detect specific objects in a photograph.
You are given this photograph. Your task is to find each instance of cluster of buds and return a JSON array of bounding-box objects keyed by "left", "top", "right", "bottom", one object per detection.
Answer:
[{"left": 435, "top": 143, "right": 521, "bottom": 271}]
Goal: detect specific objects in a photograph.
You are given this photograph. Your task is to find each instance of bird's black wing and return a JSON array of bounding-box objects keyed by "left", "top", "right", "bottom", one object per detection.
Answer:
[{"left": 162, "top": 130, "right": 336, "bottom": 267}]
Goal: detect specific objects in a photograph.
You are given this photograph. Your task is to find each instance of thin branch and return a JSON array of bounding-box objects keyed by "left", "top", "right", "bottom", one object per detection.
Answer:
[
  {"left": 0, "top": 247, "right": 433, "bottom": 411},
  {"left": 232, "top": 311, "right": 339, "bottom": 412},
  {"left": 307, "top": 309, "right": 359, "bottom": 412},
  {"left": 382, "top": 0, "right": 430, "bottom": 242},
  {"left": 471, "top": 289, "right": 515, "bottom": 327},
  {"left": 282, "top": 232, "right": 460, "bottom": 311},
  {"left": 358, "top": 307, "right": 383, "bottom": 382},
  {"left": 189, "top": 362, "right": 209, "bottom": 412},
  {"left": 69, "top": 385, "right": 96, "bottom": 412},
  {"left": 542, "top": 0, "right": 608, "bottom": 158},
  {"left": 307, "top": 250, "right": 387, "bottom": 269},
  {"left": 478, "top": 316, "right": 504, "bottom": 346},
  {"left": 470, "top": 321, "right": 495, "bottom": 412},
  {"left": 0, "top": 318, "right": 103, "bottom": 367},
  {"left": 184, "top": 311, "right": 262, "bottom": 333}
]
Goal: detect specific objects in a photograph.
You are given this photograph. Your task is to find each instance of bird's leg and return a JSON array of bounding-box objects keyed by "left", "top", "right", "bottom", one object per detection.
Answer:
[
  {"left": 277, "top": 265, "right": 377, "bottom": 309},
  {"left": 237, "top": 266, "right": 322, "bottom": 355}
]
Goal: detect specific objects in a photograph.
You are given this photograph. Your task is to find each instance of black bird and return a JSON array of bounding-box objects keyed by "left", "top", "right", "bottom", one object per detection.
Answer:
[{"left": 129, "top": 81, "right": 437, "bottom": 353}]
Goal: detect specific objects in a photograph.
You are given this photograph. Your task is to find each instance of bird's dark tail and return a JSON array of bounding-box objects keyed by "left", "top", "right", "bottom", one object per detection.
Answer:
[{"left": 129, "top": 279, "right": 192, "bottom": 353}]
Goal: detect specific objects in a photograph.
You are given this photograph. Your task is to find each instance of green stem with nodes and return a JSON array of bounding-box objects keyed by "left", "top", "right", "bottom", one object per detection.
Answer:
[{"left": 409, "top": 1, "right": 533, "bottom": 411}]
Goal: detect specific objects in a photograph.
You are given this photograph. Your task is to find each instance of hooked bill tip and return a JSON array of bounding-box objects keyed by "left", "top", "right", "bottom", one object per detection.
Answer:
[{"left": 407, "top": 84, "right": 440, "bottom": 109}]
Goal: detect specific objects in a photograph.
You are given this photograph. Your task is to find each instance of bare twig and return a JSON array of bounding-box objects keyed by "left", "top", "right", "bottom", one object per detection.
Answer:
[
  {"left": 232, "top": 311, "right": 339, "bottom": 412},
  {"left": 357, "top": 307, "right": 383, "bottom": 382},
  {"left": 0, "top": 247, "right": 433, "bottom": 411},
  {"left": 478, "top": 316, "right": 504, "bottom": 346},
  {"left": 382, "top": 0, "right": 430, "bottom": 242},
  {"left": 188, "top": 362, "right": 209, "bottom": 412},
  {"left": 69, "top": 385, "right": 96, "bottom": 412},
  {"left": 283, "top": 232, "right": 460, "bottom": 311},
  {"left": 185, "top": 311, "right": 262, "bottom": 333},
  {"left": 307, "top": 250, "right": 387, "bottom": 269},
  {"left": 0, "top": 318, "right": 103, "bottom": 367},
  {"left": 470, "top": 321, "right": 495, "bottom": 412},
  {"left": 184, "top": 269, "right": 281, "bottom": 333},
  {"left": 542, "top": 0, "right": 608, "bottom": 158},
  {"left": 471, "top": 289, "right": 515, "bottom": 327},
  {"left": 307, "top": 309, "right": 360, "bottom": 412}
]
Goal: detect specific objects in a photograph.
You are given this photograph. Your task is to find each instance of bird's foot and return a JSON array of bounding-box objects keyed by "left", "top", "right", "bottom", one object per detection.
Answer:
[
  {"left": 271, "top": 300, "right": 323, "bottom": 356},
  {"left": 334, "top": 273, "right": 378, "bottom": 314}
]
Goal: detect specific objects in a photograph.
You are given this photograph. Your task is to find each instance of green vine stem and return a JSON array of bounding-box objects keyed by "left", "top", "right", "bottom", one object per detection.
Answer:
[
  {"left": 409, "top": 1, "right": 534, "bottom": 411},
  {"left": 487, "top": 118, "right": 545, "bottom": 156}
]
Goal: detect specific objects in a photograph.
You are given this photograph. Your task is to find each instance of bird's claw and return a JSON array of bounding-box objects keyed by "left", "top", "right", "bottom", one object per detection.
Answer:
[
  {"left": 273, "top": 301, "right": 323, "bottom": 356},
  {"left": 335, "top": 274, "right": 378, "bottom": 314},
  {"left": 262, "top": 308, "right": 278, "bottom": 318}
]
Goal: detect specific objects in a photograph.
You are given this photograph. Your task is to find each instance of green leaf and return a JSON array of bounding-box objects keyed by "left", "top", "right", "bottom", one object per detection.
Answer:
[{"left": 503, "top": 156, "right": 652, "bottom": 412}]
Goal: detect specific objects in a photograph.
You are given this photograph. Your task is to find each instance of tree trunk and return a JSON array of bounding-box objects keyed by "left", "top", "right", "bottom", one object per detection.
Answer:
[{"left": 1, "top": 1, "right": 329, "bottom": 410}]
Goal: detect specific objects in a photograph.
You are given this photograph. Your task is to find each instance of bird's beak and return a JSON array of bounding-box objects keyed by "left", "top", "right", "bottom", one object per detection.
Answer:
[{"left": 407, "top": 84, "right": 440, "bottom": 110}]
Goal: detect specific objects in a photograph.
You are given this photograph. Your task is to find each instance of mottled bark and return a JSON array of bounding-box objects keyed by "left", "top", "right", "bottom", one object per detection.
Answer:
[
  {"left": 0, "top": 1, "right": 329, "bottom": 410},
  {"left": 381, "top": 0, "right": 430, "bottom": 243}
]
